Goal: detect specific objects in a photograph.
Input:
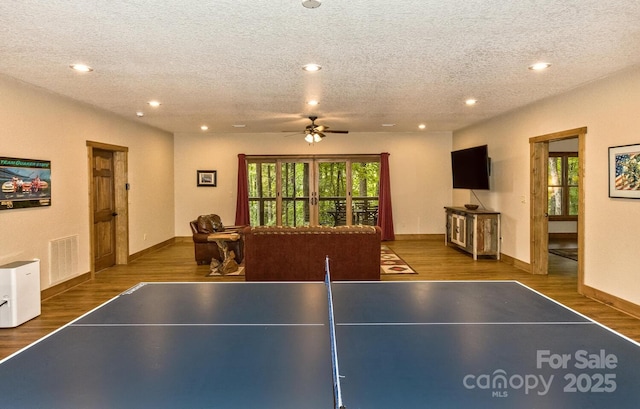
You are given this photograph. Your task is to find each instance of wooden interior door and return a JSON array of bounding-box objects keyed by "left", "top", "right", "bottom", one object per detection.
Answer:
[
  {"left": 530, "top": 140, "right": 549, "bottom": 274},
  {"left": 92, "top": 149, "right": 117, "bottom": 271}
]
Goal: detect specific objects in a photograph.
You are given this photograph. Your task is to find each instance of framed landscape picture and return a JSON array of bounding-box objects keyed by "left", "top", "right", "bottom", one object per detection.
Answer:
[
  {"left": 197, "top": 170, "right": 217, "bottom": 187},
  {"left": 609, "top": 144, "right": 640, "bottom": 199},
  {"left": 0, "top": 157, "right": 51, "bottom": 210}
]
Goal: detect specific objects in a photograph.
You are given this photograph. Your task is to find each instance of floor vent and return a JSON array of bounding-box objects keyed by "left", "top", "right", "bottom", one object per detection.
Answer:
[{"left": 49, "top": 235, "right": 79, "bottom": 284}]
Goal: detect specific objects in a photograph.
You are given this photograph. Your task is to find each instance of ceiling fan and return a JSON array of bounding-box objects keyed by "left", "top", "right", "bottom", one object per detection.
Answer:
[{"left": 301, "top": 116, "right": 349, "bottom": 143}]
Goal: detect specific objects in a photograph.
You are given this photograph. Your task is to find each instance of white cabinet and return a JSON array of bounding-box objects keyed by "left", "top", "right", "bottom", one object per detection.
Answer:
[{"left": 445, "top": 207, "right": 500, "bottom": 260}]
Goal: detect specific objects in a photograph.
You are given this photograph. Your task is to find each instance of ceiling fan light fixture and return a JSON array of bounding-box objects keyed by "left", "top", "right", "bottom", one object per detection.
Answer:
[
  {"left": 305, "top": 134, "right": 314, "bottom": 143},
  {"left": 314, "top": 133, "right": 323, "bottom": 142},
  {"left": 302, "top": 63, "right": 322, "bottom": 72}
]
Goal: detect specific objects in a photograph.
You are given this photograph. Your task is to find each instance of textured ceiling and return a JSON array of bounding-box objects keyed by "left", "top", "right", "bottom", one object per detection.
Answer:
[{"left": 1, "top": 1, "right": 640, "bottom": 134}]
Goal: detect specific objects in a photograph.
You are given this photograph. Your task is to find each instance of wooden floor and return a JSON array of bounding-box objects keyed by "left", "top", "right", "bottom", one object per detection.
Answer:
[{"left": 1, "top": 236, "right": 639, "bottom": 360}]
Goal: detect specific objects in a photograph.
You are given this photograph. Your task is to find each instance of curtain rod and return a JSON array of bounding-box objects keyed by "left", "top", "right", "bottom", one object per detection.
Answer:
[{"left": 245, "top": 153, "right": 382, "bottom": 160}]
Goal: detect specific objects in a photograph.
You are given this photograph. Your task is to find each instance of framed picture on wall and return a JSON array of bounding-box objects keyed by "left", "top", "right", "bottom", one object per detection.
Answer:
[
  {"left": 609, "top": 143, "right": 640, "bottom": 199},
  {"left": 197, "top": 170, "right": 217, "bottom": 187},
  {"left": 0, "top": 157, "right": 51, "bottom": 210}
]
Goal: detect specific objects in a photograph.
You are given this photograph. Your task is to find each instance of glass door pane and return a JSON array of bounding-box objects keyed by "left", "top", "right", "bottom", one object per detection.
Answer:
[
  {"left": 248, "top": 162, "right": 277, "bottom": 226},
  {"left": 317, "top": 161, "right": 347, "bottom": 226},
  {"left": 351, "top": 161, "right": 380, "bottom": 225},
  {"left": 280, "top": 161, "right": 311, "bottom": 226}
]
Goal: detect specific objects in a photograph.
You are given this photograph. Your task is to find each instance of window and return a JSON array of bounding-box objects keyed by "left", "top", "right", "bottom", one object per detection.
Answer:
[
  {"left": 548, "top": 152, "right": 578, "bottom": 220},
  {"left": 247, "top": 162, "right": 277, "bottom": 226},
  {"left": 247, "top": 155, "right": 380, "bottom": 227}
]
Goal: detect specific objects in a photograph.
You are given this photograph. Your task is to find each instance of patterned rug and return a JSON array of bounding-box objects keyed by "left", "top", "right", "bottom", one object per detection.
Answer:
[
  {"left": 381, "top": 245, "right": 417, "bottom": 274},
  {"left": 549, "top": 248, "right": 578, "bottom": 261}
]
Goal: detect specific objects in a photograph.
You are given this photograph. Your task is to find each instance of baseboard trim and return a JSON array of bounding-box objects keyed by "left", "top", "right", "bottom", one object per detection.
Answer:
[
  {"left": 500, "top": 253, "right": 532, "bottom": 273},
  {"left": 41, "top": 272, "right": 91, "bottom": 301},
  {"left": 581, "top": 284, "right": 640, "bottom": 320},
  {"left": 128, "top": 238, "right": 176, "bottom": 262}
]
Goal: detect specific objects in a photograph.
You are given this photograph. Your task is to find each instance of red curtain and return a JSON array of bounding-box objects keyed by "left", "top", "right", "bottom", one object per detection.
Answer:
[
  {"left": 377, "top": 152, "right": 395, "bottom": 240},
  {"left": 235, "top": 154, "right": 250, "bottom": 226}
]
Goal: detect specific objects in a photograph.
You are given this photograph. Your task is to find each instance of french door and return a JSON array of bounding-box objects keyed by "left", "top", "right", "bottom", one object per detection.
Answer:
[
  {"left": 248, "top": 155, "right": 379, "bottom": 227},
  {"left": 316, "top": 160, "right": 348, "bottom": 226}
]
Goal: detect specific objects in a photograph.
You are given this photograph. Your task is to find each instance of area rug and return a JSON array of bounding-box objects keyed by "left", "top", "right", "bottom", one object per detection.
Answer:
[
  {"left": 207, "top": 266, "right": 245, "bottom": 277},
  {"left": 207, "top": 248, "right": 415, "bottom": 276},
  {"left": 381, "top": 245, "right": 417, "bottom": 274},
  {"left": 549, "top": 248, "right": 578, "bottom": 261}
]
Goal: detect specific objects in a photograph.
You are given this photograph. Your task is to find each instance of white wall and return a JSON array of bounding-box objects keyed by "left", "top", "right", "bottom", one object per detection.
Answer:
[
  {"left": 0, "top": 75, "right": 175, "bottom": 289},
  {"left": 174, "top": 131, "right": 453, "bottom": 236},
  {"left": 453, "top": 66, "right": 640, "bottom": 306}
]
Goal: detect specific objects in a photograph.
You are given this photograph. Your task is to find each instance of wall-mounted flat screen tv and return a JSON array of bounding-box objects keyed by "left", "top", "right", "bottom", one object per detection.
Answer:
[{"left": 451, "top": 145, "right": 490, "bottom": 190}]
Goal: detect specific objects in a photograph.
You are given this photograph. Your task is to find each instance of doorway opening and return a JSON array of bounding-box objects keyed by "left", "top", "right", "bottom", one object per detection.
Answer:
[
  {"left": 529, "top": 128, "right": 586, "bottom": 292},
  {"left": 547, "top": 142, "right": 579, "bottom": 276}
]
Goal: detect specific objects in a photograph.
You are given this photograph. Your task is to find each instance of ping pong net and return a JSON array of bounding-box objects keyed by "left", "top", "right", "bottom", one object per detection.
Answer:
[{"left": 325, "top": 256, "right": 347, "bottom": 409}]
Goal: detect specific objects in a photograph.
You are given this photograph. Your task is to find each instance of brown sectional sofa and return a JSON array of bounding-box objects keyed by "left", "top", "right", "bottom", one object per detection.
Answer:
[{"left": 243, "top": 225, "right": 381, "bottom": 281}]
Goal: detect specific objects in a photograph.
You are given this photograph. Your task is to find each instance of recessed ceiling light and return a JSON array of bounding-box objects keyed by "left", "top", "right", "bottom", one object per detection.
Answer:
[
  {"left": 418, "top": 124, "right": 426, "bottom": 130},
  {"left": 302, "top": 0, "right": 321, "bottom": 8},
  {"left": 465, "top": 99, "right": 478, "bottom": 106},
  {"left": 148, "top": 100, "right": 161, "bottom": 108},
  {"left": 302, "top": 63, "right": 322, "bottom": 72},
  {"left": 529, "top": 62, "right": 551, "bottom": 71},
  {"left": 136, "top": 111, "right": 144, "bottom": 117},
  {"left": 200, "top": 125, "right": 209, "bottom": 131},
  {"left": 307, "top": 100, "right": 320, "bottom": 106},
  {"left": 232, "top": 124, "right": 246, "bottom": 128},
  {"left": 69, "top": 63, "right": 93, "bottom": 73}
]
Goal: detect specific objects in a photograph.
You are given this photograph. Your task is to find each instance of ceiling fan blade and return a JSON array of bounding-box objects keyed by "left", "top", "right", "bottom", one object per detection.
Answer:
[
  {"left": 324, "top": 130, "right": 349, "bottom": 134},
  {"left": 281, "top": 132, "right": 304, "bottom": 138}
]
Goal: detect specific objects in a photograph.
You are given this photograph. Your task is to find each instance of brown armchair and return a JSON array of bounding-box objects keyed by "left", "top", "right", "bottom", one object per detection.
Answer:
[{"left": 190, "top": 214, "right": 245, "bottom": 265}]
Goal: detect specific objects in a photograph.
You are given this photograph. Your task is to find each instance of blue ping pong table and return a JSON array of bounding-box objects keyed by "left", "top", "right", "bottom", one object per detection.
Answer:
[{"left": 1, "top": 280, "right": 639, "bottom": 408}]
